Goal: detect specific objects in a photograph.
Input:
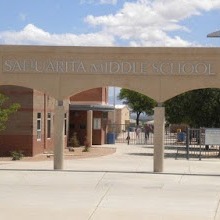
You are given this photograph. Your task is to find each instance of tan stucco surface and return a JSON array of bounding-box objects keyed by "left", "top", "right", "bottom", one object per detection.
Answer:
[{"left": 1, "top": 45, "right": 220, "bottom": 102}]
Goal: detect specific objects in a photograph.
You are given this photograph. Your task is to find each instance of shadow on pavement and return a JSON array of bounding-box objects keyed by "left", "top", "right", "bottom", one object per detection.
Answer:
[{"left": 0, "top": 168, "right": 220, "bottom": 177}]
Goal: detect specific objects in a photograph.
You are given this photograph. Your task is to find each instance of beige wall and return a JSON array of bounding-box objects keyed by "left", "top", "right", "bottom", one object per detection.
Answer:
[
  {"left": 108, "top": 106, "right": 130, "bottom": 133},
  {"left": 108, "top": 106, "right": 130, "bottom": 125},
  {"left": 119, "top": 107, "right": 130, "bottom": 125},
  {"left": 0, "top": 46, "right": 220, "bottom": 102}
]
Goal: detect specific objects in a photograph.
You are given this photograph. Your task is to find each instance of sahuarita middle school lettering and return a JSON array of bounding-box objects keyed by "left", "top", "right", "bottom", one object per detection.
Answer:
[{"left": 3, "top": 58, "right": 215, "bottom": 75}]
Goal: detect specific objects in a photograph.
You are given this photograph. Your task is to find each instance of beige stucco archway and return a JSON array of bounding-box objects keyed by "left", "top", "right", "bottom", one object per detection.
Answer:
[{"left": 1, "top": 45, "right": 220, "bottom": 172}]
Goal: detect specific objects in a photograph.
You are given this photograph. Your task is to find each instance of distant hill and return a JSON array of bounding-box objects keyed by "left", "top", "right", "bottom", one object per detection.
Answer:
[{"left": 130, "top": 112, "right": 153, "bottom": 122}]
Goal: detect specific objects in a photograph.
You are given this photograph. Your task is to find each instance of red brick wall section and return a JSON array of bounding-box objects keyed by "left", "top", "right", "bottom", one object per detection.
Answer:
[
  {"left": 69, "top": 111, "right": 87, "bottom": 145},
  {"left": 70, "top": 87, "right": 105, "bottom": 102},
  {"left": 32, "top": 92, "right": 69, "bottom": 155},
  {"left": 0, "top": 85, "right": 106, "bottom": 156},
  {"left": 0, "top": 86, "right": 34, "bottom": 156},
  {"left": 0, "top": 135, "right": 33, "bottom": 156},
  {"left": 102, "top": 87, "right": 108, "bottom": 103},
  {"left": 69, "top": 110, "right": 107, "bottom": 145}
]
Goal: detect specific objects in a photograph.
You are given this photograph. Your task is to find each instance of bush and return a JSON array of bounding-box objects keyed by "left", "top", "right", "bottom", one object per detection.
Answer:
[
  {"left": 10, "top": 150, "right": 24, "bottom": 161},
  {"left": 82, "top": 136, "right": 90, "bottom": 152},
  {"left": 69, "top": 132, "right": 80, "bottom": 148}
]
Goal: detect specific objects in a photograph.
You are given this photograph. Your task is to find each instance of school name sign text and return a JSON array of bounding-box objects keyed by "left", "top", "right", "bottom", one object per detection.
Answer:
[{"left": 3, "top": 58, "right": 215, "bottom": 75}]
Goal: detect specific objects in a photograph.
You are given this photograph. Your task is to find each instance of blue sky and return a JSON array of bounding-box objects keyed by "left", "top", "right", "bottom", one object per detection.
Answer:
[{"left": 0, "top": 0, "right": 220, "bottom": 47}]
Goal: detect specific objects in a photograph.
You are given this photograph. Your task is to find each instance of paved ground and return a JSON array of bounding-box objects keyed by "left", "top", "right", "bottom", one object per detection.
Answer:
[{"left": 1, "top": 143, "right": 220, "bottom": 220}]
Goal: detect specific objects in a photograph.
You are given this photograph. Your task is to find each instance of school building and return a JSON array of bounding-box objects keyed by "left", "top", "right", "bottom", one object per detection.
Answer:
[{"left": 0, "top": 86, "right": 114, "bottom": 156}]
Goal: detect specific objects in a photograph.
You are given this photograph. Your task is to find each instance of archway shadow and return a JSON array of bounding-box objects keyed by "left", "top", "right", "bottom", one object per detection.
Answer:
[{"left": 0, "top": 168, "right": 220, "bottom": 177}]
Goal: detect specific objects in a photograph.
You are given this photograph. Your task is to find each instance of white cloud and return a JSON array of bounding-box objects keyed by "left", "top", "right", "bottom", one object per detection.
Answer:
[
  {"left": 0, "top": 24, "right": 115, "bottom": 46},
  {"left": 1, "top": 0, "right": 220, "bottom": 47},
  {"left": 85, "top": 0, "right": 220, "bottom": 46},
  {"left": 100, "top": 0, "right": 117, "bottom": 4}
]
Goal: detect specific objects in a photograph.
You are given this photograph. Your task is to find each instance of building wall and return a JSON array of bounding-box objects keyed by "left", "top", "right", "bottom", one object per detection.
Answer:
[
  {"left": 70, "top": 87, "right": 108, "bottom": 104},
  {"left": 0, "top": 86, "right": 34, "bottom": 156},
  {"left": 119, "top": 107, "right": 130, "bottom": 125},
  {"left": 69, "top": 110, "right": 87, "bottom": 146},
  {"left": 108, "top": 106, "right": 130, "bottom": 133},
  {"left": 69, "top": 87, "right": 109, "bottom": 145},
  {"left": 32, "top": 91, "right": 69, "bottom": 155},
  {"left": 0, "top": 85, "right": 106, "bottom": 156},
  {"left": 0, "top": 86, "right": 69, "bottom": 157},
  {"left": 108, "top": 106, "right": 130, "bottom": 125},
  {"left": 69, "top": 110, "right": 108, "bottom": 146}
]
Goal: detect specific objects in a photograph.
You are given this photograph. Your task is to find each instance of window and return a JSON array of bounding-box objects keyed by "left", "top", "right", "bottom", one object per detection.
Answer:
[
  {"left": 64, "top": 113, "right": 67, "bottom": 136},
  {"left": 37, "top": 113, "right": 41, "bottom": 141},
  {"left": 93, "top": 118, "right": 101, "bottom": 130},
  {"left": 47, "top": 113, "right": 51, "bottom": 139}
]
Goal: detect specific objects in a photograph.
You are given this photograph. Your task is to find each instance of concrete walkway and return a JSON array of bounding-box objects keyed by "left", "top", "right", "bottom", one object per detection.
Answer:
[{"left": 1, "top": 143, "right": 220, "bottom": 219}]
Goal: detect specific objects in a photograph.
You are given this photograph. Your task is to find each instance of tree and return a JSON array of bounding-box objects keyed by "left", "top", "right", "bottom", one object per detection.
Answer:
[
  {"left": 165, "top": 88, "right": 220, "bottom": 128},
  {"left": 118, "top": 89, "right": 157, "bottom": 125},
  {"left": 0, "top": 94, "right": 20, "bottom": 132}
]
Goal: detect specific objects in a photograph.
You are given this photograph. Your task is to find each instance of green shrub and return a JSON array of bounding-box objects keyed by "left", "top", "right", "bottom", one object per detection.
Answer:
[
  {"left": 82, "top": 136, "right": 90, "bottom": 152},
  {"left": 10, "top": 150, "right": 24, "bottom": 161},
  {"left": 69, "top": 132, "right": 80, "bottom": 148}
]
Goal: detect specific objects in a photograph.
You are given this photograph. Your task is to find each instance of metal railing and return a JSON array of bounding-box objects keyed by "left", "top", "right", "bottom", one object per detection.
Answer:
[{"left": 107, "top": 124, "right": 220, "bottom": 160}]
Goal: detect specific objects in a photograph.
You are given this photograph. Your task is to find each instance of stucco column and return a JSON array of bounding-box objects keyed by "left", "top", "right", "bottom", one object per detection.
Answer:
[
  {"left": 153, "top": 103, "right": 165, "bottom": 172},
  {"left": 87, "top": 110, "right": 93, "bottom": 147},
  {"left": 54, "top": 100, "right": 65, "bottom": 170}
]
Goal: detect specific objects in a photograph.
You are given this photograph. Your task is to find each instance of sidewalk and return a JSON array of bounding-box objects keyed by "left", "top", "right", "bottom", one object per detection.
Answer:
[
  {"left": 0, "top": 143, "right": 220, "bottom": 219},
  {"left": 1, "top": 143, "right": 220, "bottom": 175}
]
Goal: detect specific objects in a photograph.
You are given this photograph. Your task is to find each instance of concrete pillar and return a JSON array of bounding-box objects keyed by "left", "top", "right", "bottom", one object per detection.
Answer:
[
  {"left": 153, "top": 104, "right": 165, "bottom": 172},
  {"left": 54, "top": 100, "right": 65, "bottom": 170},
  {"left": 87, "top": 110, "right": 93, "bottom": 147}
]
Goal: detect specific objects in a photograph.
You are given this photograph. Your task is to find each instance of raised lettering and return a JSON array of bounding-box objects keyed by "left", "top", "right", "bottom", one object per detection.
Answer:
[
  {"left": 121, "top": 62, "right": 132, "bottom": 73},
  {"left": 182, "top": 63, "right": 194, "bottom": 74},
  {"left": 109, "top": 62, "right": 120, "bottom": 73},
  {"left": 4, "top": 60, "right": 13, "bottom": 72},
  {"left": 77, "top": 62, "right": 86, "bottom": 72},
  {"left": 2, "top": 58, "right": 216, "bottom": 76},
  {"left": 13, "top": 61, "right": 23, "bottom": 72},
  {"left": 140, "top": 63, "right": 148, "bottom": 74},
  {"left": 195, "top": 63, "right": 207, "bottom": 74},
  {"left": 152, "top": 63, "right": 160, "bottom": 73},
  {"left": 46, "top": 61, "right": 55, "bottom": 72}
]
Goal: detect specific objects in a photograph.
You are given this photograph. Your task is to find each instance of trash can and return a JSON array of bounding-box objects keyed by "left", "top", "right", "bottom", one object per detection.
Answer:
[
  {"left": 177, "top": 132, "right": 186, "bottom": 142},
  {"left": 107, "top": 132, "right": 115, "bottom": 144}
]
